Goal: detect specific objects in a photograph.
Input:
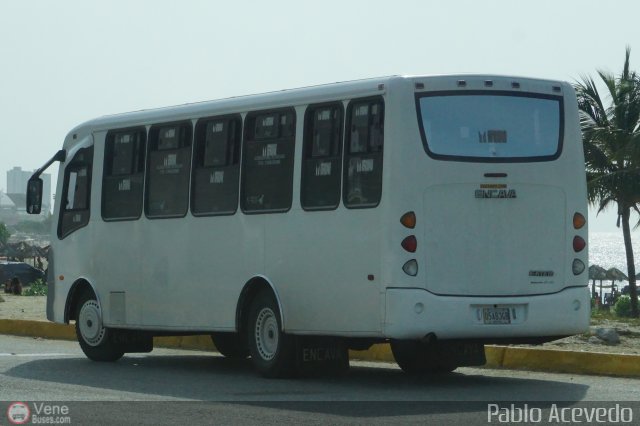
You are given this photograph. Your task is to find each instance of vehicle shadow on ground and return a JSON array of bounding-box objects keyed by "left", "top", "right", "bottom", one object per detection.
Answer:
[{"left": 5, "top": 354, "right": 589, "bottom": 418}]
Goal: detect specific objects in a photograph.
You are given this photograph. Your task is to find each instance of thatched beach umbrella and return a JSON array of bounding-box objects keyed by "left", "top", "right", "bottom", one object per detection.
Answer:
[
  {"left": 607, "top": 267, "right": 628, "bottom": 281},
  {"left": 589, "top": 265, "right": 607, "bottom": 297},
  {"left": 605, "top": 267, "right": 628, "bottom": 300}
]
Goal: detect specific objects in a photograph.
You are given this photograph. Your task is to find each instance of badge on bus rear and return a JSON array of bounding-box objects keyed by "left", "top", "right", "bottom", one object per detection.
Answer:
[{"left": 475, "top": 184, "right": 517, "bottom": 199}]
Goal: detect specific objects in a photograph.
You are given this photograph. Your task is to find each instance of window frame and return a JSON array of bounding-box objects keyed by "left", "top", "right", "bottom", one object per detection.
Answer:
[
  {"left": 101, "top": 126, "right": 147, "bottom": 222},
  {"left": 415, "top": 90, "right": 565, "bottom": 163},
  {"left": 342, "top": 96, "right": 385, "bottom": 209},
  {"left": 144, "top": 120, "right": 193, "bottom": 219},
  {"left": 240, "top": 107, "right": 297, "bottom": 214},
  {"left": 191, "top": 113, "right": 242, "bottom": 217},
  {"left": 57, "top": 146, "right": 94, "bottom": 239},
  {"left": 300, "top": 101, "right": 344, "bottom": 212}
]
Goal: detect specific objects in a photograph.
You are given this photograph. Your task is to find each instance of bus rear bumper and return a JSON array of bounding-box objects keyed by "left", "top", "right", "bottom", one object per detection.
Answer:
[{"left": 384, "top": 286, "right": 591, "bottom": 341}]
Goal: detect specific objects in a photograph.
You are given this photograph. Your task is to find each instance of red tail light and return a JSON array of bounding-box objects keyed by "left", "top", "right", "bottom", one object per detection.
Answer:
[
  {"left": 401, "top": 236, "right": 417, "bottom": 253},
  {"left": 573, "top": 236, "right": 586, "bottom": 252}
]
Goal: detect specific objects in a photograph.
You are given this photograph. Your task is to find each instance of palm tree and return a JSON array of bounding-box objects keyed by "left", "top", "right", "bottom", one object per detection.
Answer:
[{"left": 575, "top": 47, "right": 640, "bottom": 317}]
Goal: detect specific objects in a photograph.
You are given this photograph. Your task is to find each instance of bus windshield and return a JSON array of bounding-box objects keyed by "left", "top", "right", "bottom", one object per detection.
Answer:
[{"left": 416, "top": 92, "right": 563, "bottom": 161}]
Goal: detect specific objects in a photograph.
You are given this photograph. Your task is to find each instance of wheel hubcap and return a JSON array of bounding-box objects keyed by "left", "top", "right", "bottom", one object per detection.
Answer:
[
  {"left": 78, "top": 300, "right": 106, "bottom": 346},
  {"left": 255, "top": 307, "right": 279, "bottom": 361}
]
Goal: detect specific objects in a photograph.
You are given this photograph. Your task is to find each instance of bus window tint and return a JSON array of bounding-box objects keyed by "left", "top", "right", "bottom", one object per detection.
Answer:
[
  {"left": 417, "top": 93, "right": 562, "bottom": 161},
  {"left": 102, "top": 128, "right": 146, "bottom": 220},
  {"left": 344, "top": 98, "right": 384, "bottom": 208},
  {"left": 66, "top": 168, "right": 90, "bottom": 210},
  {"left": 192, "top": 115, "right": 241, "bottom": 216},
  {"left": 301, "top": 103, "right": 343, "bottom": 210},
  {"left": 241, "top": 108, "right": 296, "bottom": 213},
  {"left": 58, "top": 146, "right": 93, "bottom": 239},
  {"left": 145, "top": 122, "right": 192, "bottom": 218}
]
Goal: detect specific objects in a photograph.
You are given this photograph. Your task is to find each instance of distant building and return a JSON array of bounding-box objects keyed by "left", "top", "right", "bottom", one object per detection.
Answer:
[{"left": 6, "top": 167, "right": 51, "bottom": 213}]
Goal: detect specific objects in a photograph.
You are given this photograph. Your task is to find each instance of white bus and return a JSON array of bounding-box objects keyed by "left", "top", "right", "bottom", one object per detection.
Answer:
[{"left": 27, "top": 75, "right": 590, "bottom": 377}]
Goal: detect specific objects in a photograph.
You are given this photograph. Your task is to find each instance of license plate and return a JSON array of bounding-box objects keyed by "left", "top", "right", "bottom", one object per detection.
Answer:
[{"left": 482, "top": 307, "right": 511, "bottom": 324}]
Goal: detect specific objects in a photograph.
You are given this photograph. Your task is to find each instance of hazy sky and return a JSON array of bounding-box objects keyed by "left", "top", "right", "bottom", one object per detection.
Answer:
[{"left": 1, "top": 0, "right": 638, "bottom": 232}]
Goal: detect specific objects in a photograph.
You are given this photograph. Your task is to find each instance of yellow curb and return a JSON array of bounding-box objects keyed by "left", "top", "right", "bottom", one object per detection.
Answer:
[
  {"left": 350, "top": 343, "right": 395, "bottom": 362},
  {"left": 2, "top": 319, "right": 640, "bottom": 377},
  {"left": 154, "top": 335, "right": 215, "bottom": 351},
  {"left": 496, "top": 346, "right": 640, "bottom": 377},
  {"left": 0, "top": 319, "right": 76, "bottom": 340}
]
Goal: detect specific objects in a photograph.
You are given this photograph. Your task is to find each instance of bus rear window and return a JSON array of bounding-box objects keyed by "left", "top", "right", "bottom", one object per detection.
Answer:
[{"left": 416, "top": 92, "right": 563, "bottom": 161}]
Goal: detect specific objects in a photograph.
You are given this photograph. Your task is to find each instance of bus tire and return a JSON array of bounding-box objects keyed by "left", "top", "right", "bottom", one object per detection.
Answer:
[
  {"left": 75, "top": 290, "right": 124, "bottom": 362},
  {"left": 247, "top": 289, "right": 295, "bottom": 378},
  {"left": 210, "top": 332, "right": 249, "bottom": 359},
  {"left": 390, "top": 340, "right": 457, "bottom": 374}
]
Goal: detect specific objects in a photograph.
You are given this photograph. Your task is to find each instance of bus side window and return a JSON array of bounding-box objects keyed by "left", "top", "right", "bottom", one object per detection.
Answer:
[
  {"left": 102, "top": 128, "right": 146, "bottom": 220},
  {"left": 145, "top": 121, "right": 193, "bottom": 218},
  {"left": 301, "top": 103, "right": 343, "bottom": 210},
  {"left": 58, "top": 146, "right": 94, "bottom": 239},
  {"left": 241, "top": 108, "right": 296, "bottom": 213},
  {"left": 192, "top": 115, "right": 241, "bottom": 216},
  {"left": 343, "top": 97, "right": 384, "bottom": 208}
]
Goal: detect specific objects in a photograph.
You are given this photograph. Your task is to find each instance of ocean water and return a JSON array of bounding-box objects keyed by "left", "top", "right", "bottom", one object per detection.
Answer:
[{"left": 589, "top": 231, "right": 640, "bottom": 277}]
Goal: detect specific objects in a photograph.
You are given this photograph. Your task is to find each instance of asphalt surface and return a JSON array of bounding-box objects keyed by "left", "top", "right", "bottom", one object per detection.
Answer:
[{"left": 2, "top": 335, "right": 640, "bottom": 425}]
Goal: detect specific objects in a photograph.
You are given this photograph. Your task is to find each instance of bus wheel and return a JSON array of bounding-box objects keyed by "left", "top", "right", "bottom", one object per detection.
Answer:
[
  {"left": 390, "top": 340, "right": 457, "bottom": 374},
  {"left": 247, "top": 289, "right": 295, "bottom": 378},
  {"left": 210, "top": 332, "right": 249, "bottom": 359},
  {"left": 75, "top": 291, "right": 124, "bottom": 362}
]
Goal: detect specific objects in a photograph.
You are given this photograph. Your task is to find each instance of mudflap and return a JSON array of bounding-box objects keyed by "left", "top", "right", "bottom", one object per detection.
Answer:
[
  {"left": 436, "top": 341, "right": 486, "bottom": 367},
  {"left": 111, "top": 330, "right": 153, "bottom": 353},
  {"left": 295, "top": 337, "right": 350, "bottom": 376}
]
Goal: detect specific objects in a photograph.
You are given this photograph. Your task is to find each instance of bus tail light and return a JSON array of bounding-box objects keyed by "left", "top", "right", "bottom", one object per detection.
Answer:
[
  {"left": 573, "top": 236, "right": 586, "bottom": 252},
  {"left": 400, "top": 211, "right": 416, "bottom": 229},
  {"left": 402, "top": 260, "right": 418, "bottom": 276},
  {"left": 572, "top": 259, "right": 585, "bottom": 275},
  {"left": 401, "top": 236, "right": 417, "bottom": 253},
  {"left": 573, "top": 212, "right": 586, "bottom": 229}
]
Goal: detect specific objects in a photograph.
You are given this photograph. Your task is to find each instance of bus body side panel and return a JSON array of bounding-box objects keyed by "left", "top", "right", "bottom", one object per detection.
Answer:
[
  {"left": 137, "top": 215, "right": 261, "bottom": 329},
  {"left": 269, "top": 208, "right": 383, "bottom": 335}
]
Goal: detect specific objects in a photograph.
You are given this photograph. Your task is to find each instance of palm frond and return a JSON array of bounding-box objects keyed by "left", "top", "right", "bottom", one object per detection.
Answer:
[
  {"left": 575, "top": 75, "right": 609, "bottom": 126},
  {"left": 623, "top": 45, "right": 632, "bottom": 81}
]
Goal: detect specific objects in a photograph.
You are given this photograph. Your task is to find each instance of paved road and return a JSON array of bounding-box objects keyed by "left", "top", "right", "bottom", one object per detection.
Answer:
[{"left": 1, "top": 335, "right": 640, "bottom": 425}]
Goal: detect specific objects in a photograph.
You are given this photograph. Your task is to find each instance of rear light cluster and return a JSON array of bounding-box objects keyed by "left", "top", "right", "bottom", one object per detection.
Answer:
[
  {"left": 400, "top": 212, "right": 418, "bottom": 276},
  {"left": 572, "top": 212, "right": 586, "bottom": 275}
]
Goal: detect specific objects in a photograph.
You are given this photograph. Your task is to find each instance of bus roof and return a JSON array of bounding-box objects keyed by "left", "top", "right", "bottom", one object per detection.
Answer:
[{"left": 64, "top": 74, "right": 568, "bottom": 146}]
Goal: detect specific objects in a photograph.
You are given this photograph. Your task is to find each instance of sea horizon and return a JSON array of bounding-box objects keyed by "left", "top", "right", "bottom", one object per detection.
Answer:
[{"left": 589, "top": 230, "right": 640, "bottom": 277}]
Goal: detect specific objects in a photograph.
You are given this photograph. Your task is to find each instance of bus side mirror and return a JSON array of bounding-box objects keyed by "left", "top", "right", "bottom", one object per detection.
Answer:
[{"left": 26, "top": 177, "right": 43, "bottom": 215}]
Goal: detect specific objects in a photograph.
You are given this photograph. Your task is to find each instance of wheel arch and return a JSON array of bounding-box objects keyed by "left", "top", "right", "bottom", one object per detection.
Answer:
[
  {"left": 64, "top": 278, "right": 99, "bottom": 323},
  {"left": 236, "top": 275, "right": 285, "bottom": 334}
]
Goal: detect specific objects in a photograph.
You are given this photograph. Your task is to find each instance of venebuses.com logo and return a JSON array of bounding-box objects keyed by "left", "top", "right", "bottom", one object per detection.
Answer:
[
  {"left": 6, "top": 402, "right": 30, "bottom": 425},
  {"left": 6, "top": 402, "right": 71, "bottom": 424}
]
